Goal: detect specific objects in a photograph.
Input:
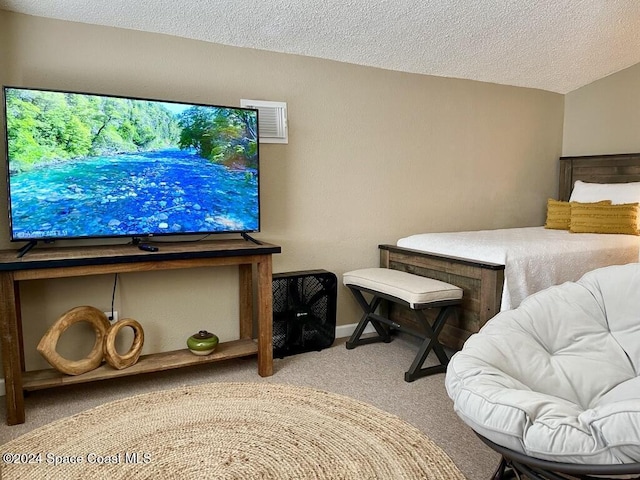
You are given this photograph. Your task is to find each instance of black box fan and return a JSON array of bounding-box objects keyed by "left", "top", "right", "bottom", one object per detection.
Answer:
[{"left": 272, "top": 270, "right": 337, "bottom": 358}]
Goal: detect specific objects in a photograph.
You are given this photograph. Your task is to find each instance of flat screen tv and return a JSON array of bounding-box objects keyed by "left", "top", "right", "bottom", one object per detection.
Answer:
[{"left": 2, "top": 86, "right": 260, "bottom": 246}]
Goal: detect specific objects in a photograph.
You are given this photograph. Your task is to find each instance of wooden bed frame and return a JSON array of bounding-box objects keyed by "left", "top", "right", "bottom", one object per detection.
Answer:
[{"left": 379, "top": 153, "right": 640, "bottom": 350}]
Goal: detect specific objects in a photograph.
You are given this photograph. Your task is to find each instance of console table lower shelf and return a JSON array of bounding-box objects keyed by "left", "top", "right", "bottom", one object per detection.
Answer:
[
  {"left": 0, "top": 239, "right": 281, "bottom": 425},
  {"left": 22, "top": 339, "right": 258, "bottom": 391}
]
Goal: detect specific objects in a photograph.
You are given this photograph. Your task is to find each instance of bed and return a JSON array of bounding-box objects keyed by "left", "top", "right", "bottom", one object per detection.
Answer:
[{"left": 379, "top": 153, "right": 640, "bottom": 350}]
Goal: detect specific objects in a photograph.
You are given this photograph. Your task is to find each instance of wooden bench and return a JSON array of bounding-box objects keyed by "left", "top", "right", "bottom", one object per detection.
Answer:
[{"left": 343, "top": 268, "right": 463, "bottom": 382}]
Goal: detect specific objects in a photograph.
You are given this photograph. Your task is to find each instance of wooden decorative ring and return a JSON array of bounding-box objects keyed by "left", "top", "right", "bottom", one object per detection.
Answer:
[
  {"left": 36, "top": 306, "right": 110, "bottom": 376},
  {"left": 103, "top": 319, "right": 144, "bottom": 370}
]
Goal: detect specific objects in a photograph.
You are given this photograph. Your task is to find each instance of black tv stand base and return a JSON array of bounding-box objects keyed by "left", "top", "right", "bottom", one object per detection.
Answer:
[
  {"left": 17, "top": 241, "right": 37, "bottom": 258},
  {"left": 241, "top": 233, "right": 262, "bottom": 245}
]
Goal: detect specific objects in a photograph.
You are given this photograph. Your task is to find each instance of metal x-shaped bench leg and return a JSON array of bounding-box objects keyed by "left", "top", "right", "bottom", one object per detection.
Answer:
[
  {"left": 345, "top": 288, "right": 392, "bottom": 349},
  {"left": 404, "top": 305, "right": 455, "bottom": 382}
]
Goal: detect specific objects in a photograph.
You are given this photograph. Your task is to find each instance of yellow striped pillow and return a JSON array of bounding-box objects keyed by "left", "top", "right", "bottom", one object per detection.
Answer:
[
  {"left": 570, "top": 202, "right": 639, "bottom": 235},
  {"left": 544, "top": 199, "right": 610, "bottom": 230},
  {"left": 544, "top": 199, "right": 571, "bottom": 230}
]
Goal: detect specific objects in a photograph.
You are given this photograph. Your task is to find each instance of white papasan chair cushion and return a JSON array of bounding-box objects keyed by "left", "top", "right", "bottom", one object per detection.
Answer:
[{"left": 445, "top": 262, "right": 640, "bottom": 465}]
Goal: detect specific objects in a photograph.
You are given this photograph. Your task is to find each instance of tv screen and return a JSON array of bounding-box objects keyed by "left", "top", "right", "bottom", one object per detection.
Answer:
[{"left": 2, "top": 86, "right": 259, "bottom": 243}]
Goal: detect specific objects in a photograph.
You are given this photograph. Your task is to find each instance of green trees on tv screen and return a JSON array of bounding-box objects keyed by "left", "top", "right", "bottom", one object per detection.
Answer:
[
  {"left": 5, "top": 89, "right": 258, "bottom": 172},
  {"left": 5, "top": 89, "right": 180, "bottom": 172},
  {"left": 178, "top": 106, "right": 258, "bottom": 170}
]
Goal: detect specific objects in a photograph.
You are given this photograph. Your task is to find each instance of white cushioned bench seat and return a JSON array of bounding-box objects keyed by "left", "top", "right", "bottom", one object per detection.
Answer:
[
  {"left": 344, "top": 267, "right": 463, "bottom": 382},
  {"left": 343, "top": 268, "right": 462, "bottom": 308},
  {"left": 445, "top": 263, "right": 640, "bottom": 465}
]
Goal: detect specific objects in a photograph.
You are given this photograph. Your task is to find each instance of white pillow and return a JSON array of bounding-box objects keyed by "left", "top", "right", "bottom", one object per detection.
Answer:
[{"left": 570, "top": 180, "right": 640, "bottom": 204}]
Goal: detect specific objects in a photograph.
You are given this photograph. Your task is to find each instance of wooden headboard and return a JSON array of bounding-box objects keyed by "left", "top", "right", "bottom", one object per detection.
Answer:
[{"left": 559, "top": 153, "right": 640, "bottom": 201}]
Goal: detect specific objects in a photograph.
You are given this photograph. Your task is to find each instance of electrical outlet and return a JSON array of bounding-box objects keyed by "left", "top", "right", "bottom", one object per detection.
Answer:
[{"left": 104, "top": 310, "right": 119, "bottom": 322}]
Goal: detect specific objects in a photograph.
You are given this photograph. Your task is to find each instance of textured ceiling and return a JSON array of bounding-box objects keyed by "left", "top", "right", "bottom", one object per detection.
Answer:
[{"left": 1, "top": 0, "right": 640, "bottom": 93}]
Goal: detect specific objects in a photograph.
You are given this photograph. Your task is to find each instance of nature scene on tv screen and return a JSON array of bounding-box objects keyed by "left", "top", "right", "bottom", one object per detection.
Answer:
[{"left": 4, "top": 87, "right": 259, "bottom": 240}]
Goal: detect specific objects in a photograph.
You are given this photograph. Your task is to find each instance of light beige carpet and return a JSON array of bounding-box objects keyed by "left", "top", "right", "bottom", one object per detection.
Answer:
[{"left": 0, "top": 382, "right": 466, "bottom": 479}]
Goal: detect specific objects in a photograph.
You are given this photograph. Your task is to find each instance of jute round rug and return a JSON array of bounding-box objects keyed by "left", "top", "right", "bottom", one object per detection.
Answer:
[{"left": 0, "top": 382, "right": 466, "bottom": 479}]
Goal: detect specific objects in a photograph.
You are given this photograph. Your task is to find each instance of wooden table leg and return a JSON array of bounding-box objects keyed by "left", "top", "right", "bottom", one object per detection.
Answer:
[
  {"left": 256, "top": 255, "right": 273, "bottom": 377},
  {"left": 238, "top": 263, "right": 253, "bottom": 340},
  {"left": 0, "top": 272, "right": 25, "bottom": 425}
]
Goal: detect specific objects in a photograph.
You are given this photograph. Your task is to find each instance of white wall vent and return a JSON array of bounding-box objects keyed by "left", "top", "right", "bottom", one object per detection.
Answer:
[{"left": 241, "top": 99, "right": 288, "bottom": 144}]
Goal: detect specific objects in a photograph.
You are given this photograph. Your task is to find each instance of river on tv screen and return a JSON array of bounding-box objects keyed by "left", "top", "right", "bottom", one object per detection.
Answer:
[{"left": 5, "top": 88, "right": 259, "bottom": 240}]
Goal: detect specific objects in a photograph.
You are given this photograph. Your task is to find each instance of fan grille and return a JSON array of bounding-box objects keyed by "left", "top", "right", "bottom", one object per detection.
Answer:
[{"left": 272, "top": 270, "right": 337, "bottom": 358}]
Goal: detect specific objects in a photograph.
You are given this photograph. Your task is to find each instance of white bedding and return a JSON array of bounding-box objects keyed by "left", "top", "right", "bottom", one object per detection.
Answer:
[{"left": 397, "top": 226, "right": 640, "bottom": 311}]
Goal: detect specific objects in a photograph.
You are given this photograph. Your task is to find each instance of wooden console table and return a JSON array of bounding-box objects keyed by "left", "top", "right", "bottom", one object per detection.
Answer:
[{"left": 0, "top": 239, "right": 281, "bottom": 425}]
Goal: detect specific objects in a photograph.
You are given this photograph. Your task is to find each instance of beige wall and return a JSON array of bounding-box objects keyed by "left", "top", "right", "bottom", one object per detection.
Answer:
[
  {"left": 563, "top": 62, "right": 640, "bottom": 155},
  {"left": 0, "top": 11, "right": 564, "bottom": 371},
  {"left": 0, "top": 13, "right": 7, "bottom": 72}
]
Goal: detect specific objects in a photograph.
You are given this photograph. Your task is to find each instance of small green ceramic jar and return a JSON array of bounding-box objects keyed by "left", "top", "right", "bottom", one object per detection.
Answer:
[{"left": 187, "top": 330, "right": 219, "bottom": 355}]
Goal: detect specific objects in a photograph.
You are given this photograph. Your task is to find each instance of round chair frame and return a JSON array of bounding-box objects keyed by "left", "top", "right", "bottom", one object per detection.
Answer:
[{"left": 477, "top": 434, "right": 640, "bottom": 480}]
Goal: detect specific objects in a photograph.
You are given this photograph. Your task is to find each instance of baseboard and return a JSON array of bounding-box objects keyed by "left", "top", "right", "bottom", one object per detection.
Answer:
[
  {"left": 0, "top": 324, "right": 370, "bottom": 398},
  {"left": 335, "top": 322, "right": 375, "bottom": 340}
]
